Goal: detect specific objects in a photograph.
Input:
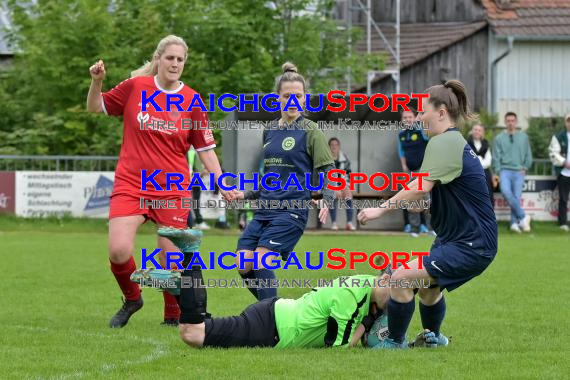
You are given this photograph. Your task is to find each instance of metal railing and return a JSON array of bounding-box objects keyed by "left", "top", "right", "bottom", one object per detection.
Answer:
[
  {"left": 0, "top": 155, "right": 555, "bottom": 175},
  {"left": 0, "top": 155, "right": 118, "bottom": 171},
  {"left": 528, "top": 159, "right": 554, "bottom": 176}
]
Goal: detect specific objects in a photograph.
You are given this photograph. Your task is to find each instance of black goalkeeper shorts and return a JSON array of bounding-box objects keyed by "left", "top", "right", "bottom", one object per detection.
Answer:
[{"left": 203, "top": 297, "right": 280, "bottom": 348}]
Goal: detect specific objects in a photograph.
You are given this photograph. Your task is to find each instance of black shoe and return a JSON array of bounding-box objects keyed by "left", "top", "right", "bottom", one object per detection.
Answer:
[
  {"left": 215, "top": 221, "right": 230, "bottom": 229},
  {"left": 161, "top": 318, "right": 179, "bottom": 327},
  {"left": 109, "top": 297, "right": 143, "bottom": 328}
]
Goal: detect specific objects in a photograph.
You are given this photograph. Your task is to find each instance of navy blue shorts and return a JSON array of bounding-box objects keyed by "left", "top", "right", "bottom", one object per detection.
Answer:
[
  {"left": 422, "top": 240, "right": 496, "bottom": 292},
  {"left": 236, "top": 218, "right": 304, "bottom": 260}
]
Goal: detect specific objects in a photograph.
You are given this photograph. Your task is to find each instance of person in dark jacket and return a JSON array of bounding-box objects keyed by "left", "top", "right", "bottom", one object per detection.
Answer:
[
  {"left": 548, "top": 113, "right": 570, "bottom": 231},
  {"left": 398, "top": 110, "right": 432, "bottom": 235},
  {"left": 467, "top": 124, "right": 495, "bottom": 208}
]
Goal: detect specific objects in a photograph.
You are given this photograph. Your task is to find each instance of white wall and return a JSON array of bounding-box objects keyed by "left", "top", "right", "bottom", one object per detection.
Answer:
[{"left": 493, "top": 40, "right": 570, "bottom": 128}]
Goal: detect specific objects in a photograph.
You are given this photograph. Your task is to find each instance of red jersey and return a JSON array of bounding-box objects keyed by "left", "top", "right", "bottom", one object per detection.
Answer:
[{"left": 102, "top": 76, "right": 215, "bottom": 198}]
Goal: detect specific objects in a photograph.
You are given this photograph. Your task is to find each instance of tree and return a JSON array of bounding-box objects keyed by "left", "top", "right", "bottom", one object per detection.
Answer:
[{"left": 0, "top": 0, "right": 383, "bottom": 155}]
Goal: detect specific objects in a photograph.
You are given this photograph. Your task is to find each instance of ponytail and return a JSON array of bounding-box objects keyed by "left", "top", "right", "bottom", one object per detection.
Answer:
[
  {"left": 424, "top": 79, "right": 477, "bottom": 124},
  {"left": 443, "top": 79, "right": 476, "bottom": 122}
]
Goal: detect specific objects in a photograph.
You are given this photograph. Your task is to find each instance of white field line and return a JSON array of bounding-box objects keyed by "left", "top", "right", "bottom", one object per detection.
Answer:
[{"left": 13, "top": 325, "right": 170, "bottom": 379}]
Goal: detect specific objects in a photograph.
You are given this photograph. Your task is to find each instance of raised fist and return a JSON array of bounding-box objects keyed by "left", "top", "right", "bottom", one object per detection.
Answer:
[{"left": 89, "top": 59, "right": 106, "bottom": 81}]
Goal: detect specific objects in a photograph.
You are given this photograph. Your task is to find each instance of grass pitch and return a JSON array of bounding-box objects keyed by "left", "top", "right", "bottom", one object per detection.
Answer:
[{"left": 0, "top": 216, "right": 568, "bottom": 379}]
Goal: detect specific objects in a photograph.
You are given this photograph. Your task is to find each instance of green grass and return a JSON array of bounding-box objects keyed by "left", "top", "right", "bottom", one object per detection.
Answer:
[{"left": 1, "top": 217, "right": 569, "bottom": 379}]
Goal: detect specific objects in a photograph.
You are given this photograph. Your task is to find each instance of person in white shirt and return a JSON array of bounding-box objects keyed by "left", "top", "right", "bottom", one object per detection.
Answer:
[
  {"left": 467, "top": 124, "right": 494, "bottom": 207},
  {"left": 548, "top": 113, "right": 570, "bottom": 231}
]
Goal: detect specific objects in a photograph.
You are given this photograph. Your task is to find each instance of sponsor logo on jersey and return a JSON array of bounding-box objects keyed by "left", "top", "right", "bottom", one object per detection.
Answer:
[
  {"left": 282, "top": 137, "right": 295, "bottom": 151},
  {"left": 137, "top": 112, "right": 150, "bottom": 124}
]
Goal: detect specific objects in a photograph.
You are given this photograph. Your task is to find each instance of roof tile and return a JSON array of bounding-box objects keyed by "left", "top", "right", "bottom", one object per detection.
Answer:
[{"left": 482, "top": 0, "right": 570, "bottom": 35}]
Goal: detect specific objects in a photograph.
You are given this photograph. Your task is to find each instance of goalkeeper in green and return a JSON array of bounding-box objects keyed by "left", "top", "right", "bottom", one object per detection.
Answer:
[
  {"left": 139, "top": 228, "right": 442, "bottom": 349},
  {"left": 177, "top": 273, "right": 388, "bottom": 348},
  {"left": 151, "top": 228, "right": 388, "bottom": 348},
  {"left": 148, "top": 228, "right": 438, "bottom": 348}
]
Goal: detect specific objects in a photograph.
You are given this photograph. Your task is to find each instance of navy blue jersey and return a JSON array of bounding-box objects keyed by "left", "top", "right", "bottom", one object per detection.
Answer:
[
  {"left": 398, "top": 128, "right": 428, "bottom": 171},
  {"left": 255, "top": 116, "right": 333, "bottom": 229},
  {"left": 420, "top": 128, "right": 498, "bottom": 253}
]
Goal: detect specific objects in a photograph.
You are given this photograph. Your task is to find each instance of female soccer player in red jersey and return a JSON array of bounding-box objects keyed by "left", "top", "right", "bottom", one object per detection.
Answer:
[{"left": 87, "top": 35, "right": 230, "bottom": 328}]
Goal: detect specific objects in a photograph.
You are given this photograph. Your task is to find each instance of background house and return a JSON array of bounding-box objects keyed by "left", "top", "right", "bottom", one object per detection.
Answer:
[
  {"left": 484, "top": 0, "right": 570, "bottom": 128},
  {"left": 0, "top": 2, "right": 14, "bottom": 70},
  {"left": 353, "top": 0, "right": 570, "bottom": 128}
]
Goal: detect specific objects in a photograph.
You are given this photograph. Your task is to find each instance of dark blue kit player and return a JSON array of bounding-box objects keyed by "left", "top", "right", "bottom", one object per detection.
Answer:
[
  {"left": 358, "top": 80, "right": 498, "bottom": 349},
  {"left": 398, "top": 109, "right": 431, "bottom": 235},
  {"left": 234, "top": 62, "right": 335, "bottom": 300}
]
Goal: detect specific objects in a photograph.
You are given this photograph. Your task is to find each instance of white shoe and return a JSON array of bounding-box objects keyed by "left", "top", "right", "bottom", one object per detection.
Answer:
[
  {"left": 195, "top": 222, "right": 211, "bottom": 230},
  {"left": 510, "top": 223, "right": 521, "bottom": 233},
  {"left": 331, "top": 222, "right": 339, "bottom": 231},
  {"left": 346, "top": 222, "right": 356, "bottom": 231},
  {"left": 560, "top": 225, "right": 569, "bottom": 232},
  {"left": 519, "top": 215, "right": 531, "bottom": 232}
]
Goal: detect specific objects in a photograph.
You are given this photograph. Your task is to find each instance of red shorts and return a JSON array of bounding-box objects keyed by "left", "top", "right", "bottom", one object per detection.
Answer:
[{"left": 109, "top": 193, "right": 190, "bottom": 228}]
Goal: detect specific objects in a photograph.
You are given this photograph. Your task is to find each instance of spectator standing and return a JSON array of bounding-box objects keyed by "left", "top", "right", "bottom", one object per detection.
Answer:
[
  {"left": 492, "top": 112, "right": 533, "bottom": 233},
  {"left": 548, "top": 113, "right": 570, "bottom": 231}
]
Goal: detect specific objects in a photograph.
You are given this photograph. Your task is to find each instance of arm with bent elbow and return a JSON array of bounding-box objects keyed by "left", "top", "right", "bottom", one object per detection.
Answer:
[{"left": 87, "top": 60, "right": 106, "bottom": 113}]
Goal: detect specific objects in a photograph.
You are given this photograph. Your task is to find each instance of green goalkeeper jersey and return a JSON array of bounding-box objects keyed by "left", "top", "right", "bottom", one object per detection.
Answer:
[{"left": 274, "top": 275, "right": 375, "bottom": 348}]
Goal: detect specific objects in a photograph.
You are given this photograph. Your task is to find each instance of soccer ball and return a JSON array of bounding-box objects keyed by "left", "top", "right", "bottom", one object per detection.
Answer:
[{"left": 366, "top": 313, "right": 389, "bottom": 348}]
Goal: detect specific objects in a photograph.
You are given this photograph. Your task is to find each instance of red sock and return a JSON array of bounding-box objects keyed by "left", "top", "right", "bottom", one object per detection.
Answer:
[
  {"left": 110, "top": 256, "right": 141, "bottom": 301},
  {"left": 163, "top": 292, "right": 180, "bottom": 320}
]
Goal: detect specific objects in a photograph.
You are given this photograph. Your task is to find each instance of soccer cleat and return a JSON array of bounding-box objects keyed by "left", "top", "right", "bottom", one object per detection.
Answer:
[
  {"left": 403, "top": 224, "right": 412, "bottom": 233},
  {"left": 215, "top": 220, "right": 230, "bottom": 229},
  {"left": 346, "top": 222, "right": 356, "bottom": 231},
  {"left": 419, "top": 224, "right": 430, "bottom": 234},
  {"left": 157, "top": 227, "right": 203, "bottom": 253},
  {"left": 195, "top": 222, "right": 211, "bottom": 230},
  {"left": 130, "top": 268, "right": 182, "bottom": 296},
  {"left": 409, "top": 329, "right": 451, "bottom": 348},
  {"left": 371, "top": 337, "right": 409, "bottom": 349},
  {"left": 432, "top": 332, "right": 450, "bottom": 347},
  {"left": 519, "top": 215, "right": 531, "bottom": 232},
  {"left": 560, "top": 225, "right": 569, "bottom": 232},
  {"left": 510, "top": 223, "right": 521, "bottom": 233},
  {"left": 161, "top": 318, "right": 179, "bottom": 327},
  {"left": 109, "top": 296, "right": 144, "bottom": 328}
]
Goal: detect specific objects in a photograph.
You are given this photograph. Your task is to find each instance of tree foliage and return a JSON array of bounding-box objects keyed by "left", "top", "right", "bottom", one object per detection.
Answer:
[
  {"left": 526, "top": 116, "right": 565, "bottom": 159},
  {"left": 0, "top": 0, "right": 383, "bottom": 155}
]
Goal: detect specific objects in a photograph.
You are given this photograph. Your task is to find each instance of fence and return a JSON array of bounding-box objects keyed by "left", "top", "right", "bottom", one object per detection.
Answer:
[
  {"left": 0, "top": 155, "right": 554, "bottom": 175},
  {"left": 0, "top": 155, "right": 118, "bottom": 172},
  {"left": 529, "top": 158, "right": 555, "bottom": 176}
]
